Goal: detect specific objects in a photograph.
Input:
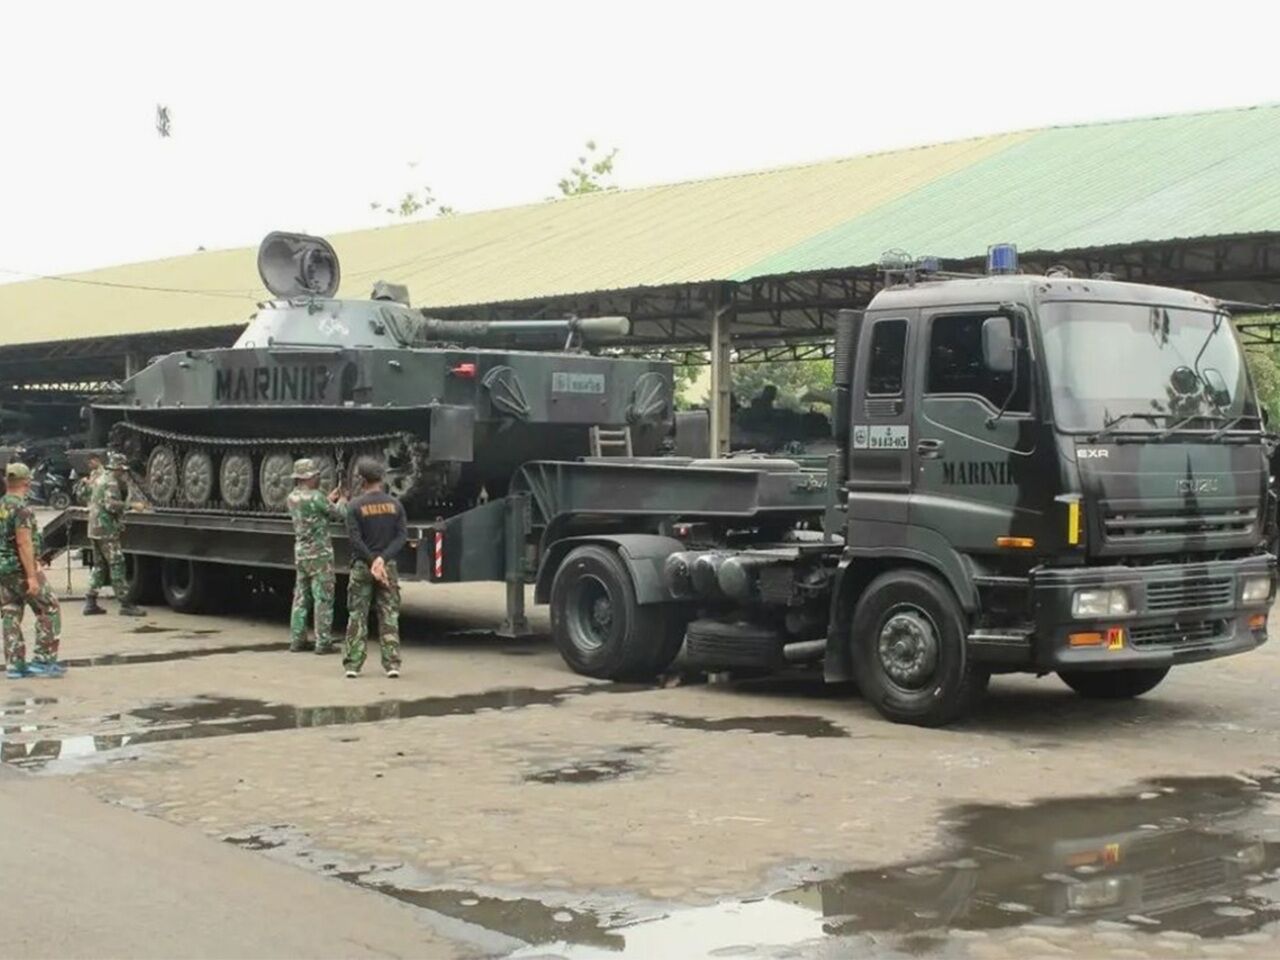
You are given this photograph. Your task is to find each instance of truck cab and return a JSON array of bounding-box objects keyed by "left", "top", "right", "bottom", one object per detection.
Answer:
[{"left": 826, "top": 258, "right": 1274, "bottom": 722}]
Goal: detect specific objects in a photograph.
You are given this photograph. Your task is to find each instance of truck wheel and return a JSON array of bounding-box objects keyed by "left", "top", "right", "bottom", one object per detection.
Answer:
[
  {"left": 1058, "top": 667, "right": 1169, "bottom": 700},
  {"left": 550, "top": 544, "right": 685, "bottom": 681},
  {"left": 849, "top": 569, "right": 988, "bottom": 727},
  {"left": 123, "top": 554, "right": 163, "bottom": 605},
  {"left": 160, "top": 558, "right": 213, "bottom": 614}
]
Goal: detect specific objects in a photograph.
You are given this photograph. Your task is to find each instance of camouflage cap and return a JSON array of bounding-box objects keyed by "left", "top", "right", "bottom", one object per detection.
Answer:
[
  {"left": 106, "top": 452, "right": 129, "bottom": 470},
  {"left": 4, "top": 462, "right": 31, "bottom": 481},
  {"left": 291, "top": 458, "right": 320, "bottom": 480}
]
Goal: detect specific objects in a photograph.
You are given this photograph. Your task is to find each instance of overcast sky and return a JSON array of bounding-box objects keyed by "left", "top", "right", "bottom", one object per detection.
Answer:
[{"left": 3, "top": 0, "right": 1278, "bottom": 280}]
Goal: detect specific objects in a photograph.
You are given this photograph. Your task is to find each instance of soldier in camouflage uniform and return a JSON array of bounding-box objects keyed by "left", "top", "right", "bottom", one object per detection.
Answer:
[
  {"left": 0, "top": 463, "right": 64, "bottom": 679},
  {"left": 73, "top": 451, "right": 102, "bottom": 506},
  {"left": 286, "top": 458, "right": 345, "bottom": 653},
  {"left": 84, "top": 452, "right": 145, "bottom": 616},
  {"left": 343, "top": 458, "right": 407, "bottom": 678}
]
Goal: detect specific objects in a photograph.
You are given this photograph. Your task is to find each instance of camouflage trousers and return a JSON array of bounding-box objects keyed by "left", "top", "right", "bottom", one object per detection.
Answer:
[
  {"left": 344, "top": 560, "right": 401, "bottom": 673},
  {"left": 291, "top": 554, "right": 336, "bottom": 650},
  {"left": 1, "top": 573, "right": 61, "bottom": 667},
  {"left": 87, "top": 536, "right": 126, "bottom": 597}
]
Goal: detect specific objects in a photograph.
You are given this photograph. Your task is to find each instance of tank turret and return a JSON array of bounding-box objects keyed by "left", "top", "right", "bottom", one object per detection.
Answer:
[{"left": 90, "top": 232, "right": 675, "bottom": 515}]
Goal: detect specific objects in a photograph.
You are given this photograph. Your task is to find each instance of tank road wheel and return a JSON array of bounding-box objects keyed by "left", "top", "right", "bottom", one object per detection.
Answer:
[
  {"left": 850, "top": 569, "right": 989, "bottom": 727},
  {"left": 181, "top": 449, "right": 216, "bottom": 506},
  {"left": 146, "top": 445, "right": 179, "bottom": 504},
  {"left": 1059, "top": 668, "right": 1170, "bottom": 700},
  {"left": 550, "top": 544, "right": 686, "bottom": 681},
  {"left": 259, "top": 451, "right": 295, "bottom": 510},
  {"left": 219, "top": 452, "right": 254, "bottom": 509}
]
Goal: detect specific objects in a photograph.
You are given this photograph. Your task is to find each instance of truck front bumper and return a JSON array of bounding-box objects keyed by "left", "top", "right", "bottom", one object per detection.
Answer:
[{"left": 1031, "top": 556, "right": 1274, "bottom": 672}]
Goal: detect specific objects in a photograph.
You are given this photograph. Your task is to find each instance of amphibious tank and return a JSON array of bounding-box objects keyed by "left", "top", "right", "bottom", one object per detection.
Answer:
[{"left": 88, "top": 232, "right": 675, "bottom": 515}]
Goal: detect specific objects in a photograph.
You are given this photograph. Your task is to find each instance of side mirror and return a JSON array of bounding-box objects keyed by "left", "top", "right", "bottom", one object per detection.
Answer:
[{"left": 982, "top": 316, "right": 1015, "bottom": 373}]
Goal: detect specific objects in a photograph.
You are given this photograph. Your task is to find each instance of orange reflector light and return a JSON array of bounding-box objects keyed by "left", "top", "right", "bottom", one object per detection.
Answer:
[
  {"left": 1250, "top": 614, "right": 1267, "bottom": 630},
  {"left": 995, "top": 536, "right": 1036, "bottom": 549},
  {"left": 1107, "top": 627, "right": 1125, "bottom": 650},
  {"left": 1069, "top": 631, "right": 1104, "bottom": 647}
]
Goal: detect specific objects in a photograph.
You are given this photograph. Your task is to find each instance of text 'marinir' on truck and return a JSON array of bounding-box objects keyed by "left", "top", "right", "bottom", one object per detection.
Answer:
[{"left": 57, "top": 235, "right": 1276, "bottom": 726}]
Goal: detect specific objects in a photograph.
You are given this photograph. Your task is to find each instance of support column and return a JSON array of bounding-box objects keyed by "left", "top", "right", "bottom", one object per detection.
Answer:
[
  {"left": 707, "top": 287, "right": 735, "bottom": 458},
  {"left": 496, "top": 491, "right": 533, "bottom": 639}
]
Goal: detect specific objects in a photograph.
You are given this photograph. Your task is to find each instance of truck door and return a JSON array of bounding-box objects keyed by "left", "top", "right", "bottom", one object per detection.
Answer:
[
  {"left": 910, "top": 307, "right": 1041, "bottom": 553},
  {"left": 848, "top": 311, "right": 916, "bottom": 538}
]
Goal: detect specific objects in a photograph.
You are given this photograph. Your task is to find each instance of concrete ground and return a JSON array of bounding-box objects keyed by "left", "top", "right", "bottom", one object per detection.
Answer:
[{"left": 3, "top": 560, "right": 1280, "bottom": 958}]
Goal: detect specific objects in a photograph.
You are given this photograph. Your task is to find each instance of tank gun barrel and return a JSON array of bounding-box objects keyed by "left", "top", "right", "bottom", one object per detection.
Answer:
[{"left": 416, "top": 315, "right": 630, "bottom": 345}]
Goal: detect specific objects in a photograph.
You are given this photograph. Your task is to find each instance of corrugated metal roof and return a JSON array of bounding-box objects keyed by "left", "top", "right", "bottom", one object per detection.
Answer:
[{"left": 2, "top": 103, "right": 1277, "bottom": 349}]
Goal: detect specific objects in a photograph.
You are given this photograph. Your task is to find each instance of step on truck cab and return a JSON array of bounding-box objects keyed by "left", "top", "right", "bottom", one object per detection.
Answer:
[{"left": 528, "top": 247, "right": 1275, "bottom": 726}]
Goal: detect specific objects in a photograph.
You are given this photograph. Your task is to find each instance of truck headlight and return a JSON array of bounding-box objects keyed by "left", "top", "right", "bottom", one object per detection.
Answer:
[
  {"left": 1242, "top": 576, "right": 1272, "bottom": 604},
  {"left": 1072, "top": 588, "right": 1131, "bottom": 618},
  {"left": 1066, "top": 876, "right": 1125, "bottom": 910}
]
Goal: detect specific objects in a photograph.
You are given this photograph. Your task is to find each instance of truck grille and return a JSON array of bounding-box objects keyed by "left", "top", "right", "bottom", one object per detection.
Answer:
[
  {"left": 1103, "top": 506, "right": 1256, "bottom": 543},
  {"left": 1146, "top": 576, "right": 1234, "bottom": 611},
  {"left": 1128, "top": 619, "right": 1228, "bottom": 650},
  {"left": 1142, "top": 857, "right": 1230, "bottom": 903}
]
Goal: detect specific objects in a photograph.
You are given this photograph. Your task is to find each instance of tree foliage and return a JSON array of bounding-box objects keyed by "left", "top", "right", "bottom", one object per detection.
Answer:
[{"left": 556, "top": 140, "right": 619, "bottom": 197}]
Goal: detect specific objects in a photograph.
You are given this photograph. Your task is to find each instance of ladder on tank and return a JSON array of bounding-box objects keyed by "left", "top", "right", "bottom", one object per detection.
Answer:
[{"left": 589, "top": 425, "right": 633, "bottom": 458}]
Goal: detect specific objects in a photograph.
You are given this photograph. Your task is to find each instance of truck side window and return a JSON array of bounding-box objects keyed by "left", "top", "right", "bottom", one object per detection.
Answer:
[
  {"left": 927, "top": 314, "right": 1030, "bottom": 412},
  {"left": 867, "top": 318, "right": 907, "bottom": 396}
]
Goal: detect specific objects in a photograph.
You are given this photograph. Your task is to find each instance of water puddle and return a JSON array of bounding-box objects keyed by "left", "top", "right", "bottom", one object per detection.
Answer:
[
  {"left": 638, "top": 711, "right": 849, "bottom": 739},
  {"left": 223, "top": 774, "right": 1280, "bottom": 957},
  {"left": 1, "top": 683, "right": 648, "bottom": 770},
  {"left": 523, "top": 746, "right": 653, "bottom": 785},
  {"left": 61, "top": 642, "right": 289, "bottom": 668}
]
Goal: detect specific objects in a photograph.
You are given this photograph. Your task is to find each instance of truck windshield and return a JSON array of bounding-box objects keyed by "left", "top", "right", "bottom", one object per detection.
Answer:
[{"left": 1039, "top": 301, "right": 1258, "bottom": 434}]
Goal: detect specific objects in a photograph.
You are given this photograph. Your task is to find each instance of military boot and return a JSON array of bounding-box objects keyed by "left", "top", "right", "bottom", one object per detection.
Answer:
[
  {"left": 118, "top": 602, "right": 146, "bottom": 617},
  {"left": 82, "top": 595, "right": 106, "bottom": 616}
]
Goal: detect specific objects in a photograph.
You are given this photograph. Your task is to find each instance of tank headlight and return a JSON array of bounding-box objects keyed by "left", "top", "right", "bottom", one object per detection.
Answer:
[
  {"left": 1066, "top": 876, "right": 1125, "bottom": 910},
  {"left": 1072, "top": 588, "right": 1130, "bottom": 618},
  {"left": 1242, "top": 576, "right": 1272, "bottom": 604}
]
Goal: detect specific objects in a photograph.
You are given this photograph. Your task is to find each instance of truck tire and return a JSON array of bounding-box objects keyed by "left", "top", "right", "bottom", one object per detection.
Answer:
[
  {"left": 849, "top": 569, "right": 988, "bottom": 727},
  {"left": 123, "top": 553, "right": 163, "bottom": 606},
  {"left": 550, "top": 544, "right": 686, "bottom": 681},
  {"left": 160, "top": 558, "right": 214, "bottom": 614},
  {"left": 1058, "top": 667, "right": 1169, "bottom": 700}
]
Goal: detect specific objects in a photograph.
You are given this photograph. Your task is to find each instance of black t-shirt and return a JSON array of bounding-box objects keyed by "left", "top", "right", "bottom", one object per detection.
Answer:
[{"left": 345, "top": 490, "right": 408, "bottom": 563}]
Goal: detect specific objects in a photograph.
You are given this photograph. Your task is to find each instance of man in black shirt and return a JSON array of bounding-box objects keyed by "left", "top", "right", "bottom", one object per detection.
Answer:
[{"left": 343, "top": 458, "right": 407, "bottom": 678}]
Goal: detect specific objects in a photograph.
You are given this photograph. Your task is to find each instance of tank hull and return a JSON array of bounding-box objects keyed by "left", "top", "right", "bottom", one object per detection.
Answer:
[{"left": 93, "top": 343, "right": 673, "bottom": 514}]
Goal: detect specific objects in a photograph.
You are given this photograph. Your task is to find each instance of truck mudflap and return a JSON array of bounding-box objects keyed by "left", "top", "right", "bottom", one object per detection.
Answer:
[{"left": 1028, "top": 557, "right": 1274, "bottom": 672}]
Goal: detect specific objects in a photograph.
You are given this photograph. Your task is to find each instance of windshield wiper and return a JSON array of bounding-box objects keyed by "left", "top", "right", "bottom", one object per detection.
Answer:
[
  {"left": 1156, "top": 413, "right": 1218, "bottom": 440},
  {"left": 1208, "top": 413, "right": 1263, "bottom": 442},
  {"left": 1092, "top": 411, "right": 1163, "bottom": 441}
]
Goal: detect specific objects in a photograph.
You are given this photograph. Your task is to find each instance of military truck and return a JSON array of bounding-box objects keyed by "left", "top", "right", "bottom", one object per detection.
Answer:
[{"left": 43, "top": 242, "right": 1275, "bottom": 726}]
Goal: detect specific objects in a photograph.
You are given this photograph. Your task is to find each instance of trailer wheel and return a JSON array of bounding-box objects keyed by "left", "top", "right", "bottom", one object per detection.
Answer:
[
  {"left": 123, "top": 554, "right": 163, "bottom": 605},
  {"left": 849, "top": 569, "right": 988, "bottom": 727},
  {"left": 160, "top": 558, "right": 213, "bottom": 614},
  {"left": 1058, "top": 667, "right": 1169, "bottom": 700},
  {"left": 550, "top": 544, "right": 685, "bottom": 680}
]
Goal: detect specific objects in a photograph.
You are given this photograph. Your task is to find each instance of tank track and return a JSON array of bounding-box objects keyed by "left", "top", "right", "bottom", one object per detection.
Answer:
[{"left": 109, "top": 421, "right": 440, "bottom": 514}]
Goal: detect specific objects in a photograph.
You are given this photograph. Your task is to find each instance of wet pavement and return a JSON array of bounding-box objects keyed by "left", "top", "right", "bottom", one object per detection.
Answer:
[
  {"left": 0, "top": 684, "right": 651, "bottom": 770},
  {"left": 7, "top": 572, "right": 1280, "bottom": 958},
  {"left": 221, "top": 772, "right": 1280, "bottom": 957}
]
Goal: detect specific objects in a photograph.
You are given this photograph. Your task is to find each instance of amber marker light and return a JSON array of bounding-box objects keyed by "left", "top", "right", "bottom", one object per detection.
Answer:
[
  {"left": 1069, "top": 632, "right": 1104, "bottom": 647},
  {"left": 995, "top": 536, "right": 1036, "bottom": 549}
]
